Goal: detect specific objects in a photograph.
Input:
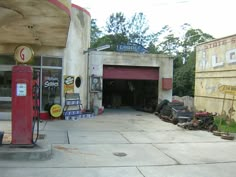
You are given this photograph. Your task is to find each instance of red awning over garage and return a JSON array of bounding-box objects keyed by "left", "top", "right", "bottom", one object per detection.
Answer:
[{"left": 103, "top": 66, "right": 159, "bottom": 80}]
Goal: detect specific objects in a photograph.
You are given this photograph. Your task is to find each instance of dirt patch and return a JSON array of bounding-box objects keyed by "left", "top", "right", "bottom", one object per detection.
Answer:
[{"left": 54, "top": 145, "right": 97, "bottom": 156}]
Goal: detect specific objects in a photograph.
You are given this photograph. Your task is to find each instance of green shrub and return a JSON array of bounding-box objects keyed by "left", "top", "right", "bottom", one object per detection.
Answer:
[{"left": 214, "top": 116, "right": 236, "bottom": 133}]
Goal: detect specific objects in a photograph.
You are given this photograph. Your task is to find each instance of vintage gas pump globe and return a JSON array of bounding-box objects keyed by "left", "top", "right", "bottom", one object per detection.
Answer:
[{"left": 14, "top": 45, "right": 34, "bottom": 64}]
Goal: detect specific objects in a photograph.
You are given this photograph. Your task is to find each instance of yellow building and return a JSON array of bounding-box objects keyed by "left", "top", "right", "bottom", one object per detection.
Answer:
[{"left": 195, "top": 34, "right": 236, "bottom": 120}]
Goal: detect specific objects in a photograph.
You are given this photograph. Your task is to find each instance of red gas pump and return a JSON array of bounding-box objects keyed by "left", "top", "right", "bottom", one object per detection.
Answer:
[{"left": 11, "top": 65, "right": 34, "bottom": 146}]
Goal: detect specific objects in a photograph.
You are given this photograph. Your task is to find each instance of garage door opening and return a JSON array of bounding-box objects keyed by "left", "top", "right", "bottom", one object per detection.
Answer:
[
  {"left": 102, "top": 79, "right": 158, "bottom": 113},
  {"left": 102, "top": 65, "right": 159, "bottom": 112}
]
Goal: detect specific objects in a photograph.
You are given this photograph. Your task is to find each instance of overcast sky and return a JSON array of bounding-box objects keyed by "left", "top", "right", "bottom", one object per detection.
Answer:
[{"left": 72, "top": 0, "right": 235, "bottom": 38}]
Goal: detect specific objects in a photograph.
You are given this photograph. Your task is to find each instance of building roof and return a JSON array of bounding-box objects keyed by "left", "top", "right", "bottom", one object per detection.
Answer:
[{"left": 0, "top": 0, "right": 71, "bottom": 47}]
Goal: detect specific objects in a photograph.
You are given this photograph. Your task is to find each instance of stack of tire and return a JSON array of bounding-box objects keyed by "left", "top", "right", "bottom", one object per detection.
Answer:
[
  {"left": 155, "top": 100, "right": 173, "bottom": 123},
  {"left": 155, "top": 100, "right": 191, "bottom": 124},
  {"left": 169, "top": 101, "right": 191, "bottom": 124},
  {"left": 155, "top": 99, "right": 169, "bottom": 114}
]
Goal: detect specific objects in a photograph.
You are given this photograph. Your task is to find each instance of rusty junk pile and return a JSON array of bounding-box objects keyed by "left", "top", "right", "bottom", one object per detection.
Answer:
[
  {"left": 178, "top": 112, "right": 218, "bottom": 132},
  {"left": 155, "top": 100, "right": 217, "bottom": 132}
]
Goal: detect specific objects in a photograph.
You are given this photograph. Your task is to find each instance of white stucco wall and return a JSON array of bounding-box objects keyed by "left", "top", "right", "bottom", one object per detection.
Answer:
[
  {"left": 89, "top": 51, "right": 173, "bottom": 109},
  {"left": 63, "top": 5, "right": 91, "bottom": 109}
]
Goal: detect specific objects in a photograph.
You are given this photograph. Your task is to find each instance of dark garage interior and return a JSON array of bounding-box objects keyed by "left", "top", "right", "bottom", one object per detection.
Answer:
[{"left": 102, "top": 79, "right": 158, "bottom": 112}]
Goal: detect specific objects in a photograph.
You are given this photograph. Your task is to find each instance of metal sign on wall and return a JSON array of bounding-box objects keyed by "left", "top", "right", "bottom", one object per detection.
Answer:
[
  {"left": 90, "top": 75, "right": 102, "bottom": 92},
  {"left": 64, "top": 75, "right": 74, "bottom": 93},
  {"left": 116, "top": 43, "right": 148, "bottom": 53}
]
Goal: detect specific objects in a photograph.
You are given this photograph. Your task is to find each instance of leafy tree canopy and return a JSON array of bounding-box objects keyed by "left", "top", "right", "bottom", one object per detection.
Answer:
[{"left": 91, "top": 12, "right": 159, "bottom": 49}]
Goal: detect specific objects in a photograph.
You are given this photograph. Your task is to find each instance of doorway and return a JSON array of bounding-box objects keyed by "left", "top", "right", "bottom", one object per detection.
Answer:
[
  {"left": 103, "top": 79, "right": 158, "bottom": 111},
  {"left": 102, "top": 65, "right": 159, "bottom": 112}
]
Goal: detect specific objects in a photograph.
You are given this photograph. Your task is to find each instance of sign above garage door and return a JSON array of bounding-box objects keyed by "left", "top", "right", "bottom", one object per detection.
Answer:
[{"left": 103, "top": 66, "right": 159, "bottom": 80}]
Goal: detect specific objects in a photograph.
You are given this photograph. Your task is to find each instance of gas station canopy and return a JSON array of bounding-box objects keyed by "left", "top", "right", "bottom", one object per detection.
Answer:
[{"left": 0, "top": 0, "right": 71, "bottom": 47}]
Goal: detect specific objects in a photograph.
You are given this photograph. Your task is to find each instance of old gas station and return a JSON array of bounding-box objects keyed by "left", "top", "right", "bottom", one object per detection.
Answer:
[
  {"left": 0, "top": 0, "right": 91, "bottom": 146},
  {"left": 0, "top": 0, "right": 174, "bottom": 147}
]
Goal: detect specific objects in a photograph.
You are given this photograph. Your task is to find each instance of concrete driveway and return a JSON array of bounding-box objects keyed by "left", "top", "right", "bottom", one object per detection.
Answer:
[{"left": 1, "top": 108, "right": 236, "bottom": 177}]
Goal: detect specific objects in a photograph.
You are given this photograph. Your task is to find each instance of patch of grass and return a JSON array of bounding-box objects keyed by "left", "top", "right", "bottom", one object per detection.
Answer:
[{"left": 214, "top": 116, "right": 236, "bottom": 133}]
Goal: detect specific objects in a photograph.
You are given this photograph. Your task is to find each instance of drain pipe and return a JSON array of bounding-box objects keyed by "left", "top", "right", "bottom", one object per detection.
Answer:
[
  {"left": 87, "top": 52, "right": 91, "bottom": 111},
  {"left": 84, "top": 49, "right": 91, "bottom": 111}
]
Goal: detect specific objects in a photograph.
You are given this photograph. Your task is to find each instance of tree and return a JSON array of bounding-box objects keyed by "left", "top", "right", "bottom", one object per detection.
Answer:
[
  {"left": 90, "top": 19, "right": 103, "bottom": 48},
  {"left": 105, "top": 12, "right": 128, "bottom": 35},
  {"left": 147, "top": 42, "right": 158, "bottom": 54},
  {"left": 172, "top": 28, "right": 214, "bottom": 96},
  {"left": 173, "top": 52, "right": 196, "bottom": 96},
  {"left": 92, "top": 34, "right": 129, "bottom": 51},
  {"left": 127, "top": 12, "right": 158, "bottom": 47},
  {"left": 105, "top": 12, "right": 160, "bottom": 49},
  {"left": 181, "top": 28, "right": 214, "bottom": 62},
  {"left": 155, "top": 24, "right": 214, "bottom": 96},
  {"left": 157, "top": 34, "right": 181, "bottom": 55}
]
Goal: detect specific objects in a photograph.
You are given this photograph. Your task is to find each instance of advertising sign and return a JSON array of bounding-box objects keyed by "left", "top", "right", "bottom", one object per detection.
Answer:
[
  {"left": 116, "top": 43, "right": 148, "bottom": 53},
  {"left": 218, "top": 85, "right": 236, "bottom": 95},
  {"left": 64, "top": 75, "right": 74, "bottom": 93},
  {"left": 44, "top": 77, "right": 59, "bottom": 88},
  {"left": 49, "top": 104, "right": 62, "bottom": 118}
]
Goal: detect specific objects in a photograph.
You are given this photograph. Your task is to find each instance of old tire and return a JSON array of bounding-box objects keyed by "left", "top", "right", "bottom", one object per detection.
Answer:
[
  {"left": 221, "top": 134, "right": 235, "bottom": 140},
  {"left": 156, "top": 100, "right": 169, "bottom": 113},
  {"left": 213, "top": 131, "right": 221, "bottom": 136}
]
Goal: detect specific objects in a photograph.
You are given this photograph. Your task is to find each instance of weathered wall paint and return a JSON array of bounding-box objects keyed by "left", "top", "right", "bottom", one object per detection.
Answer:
[{"left": 195, "top": 34, "right": 236, "bottom": 120}]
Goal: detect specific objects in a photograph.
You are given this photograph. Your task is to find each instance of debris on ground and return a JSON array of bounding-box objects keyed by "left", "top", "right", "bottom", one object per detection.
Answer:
[
  {"left": 135, "top": 97, "right": 158, "bottom": 113},
  {"left": 155, "top": 100, "right": 193, "bottom": 124},
  {"left": 177, "top": 112, "right": 218, "bottom": 132}
]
